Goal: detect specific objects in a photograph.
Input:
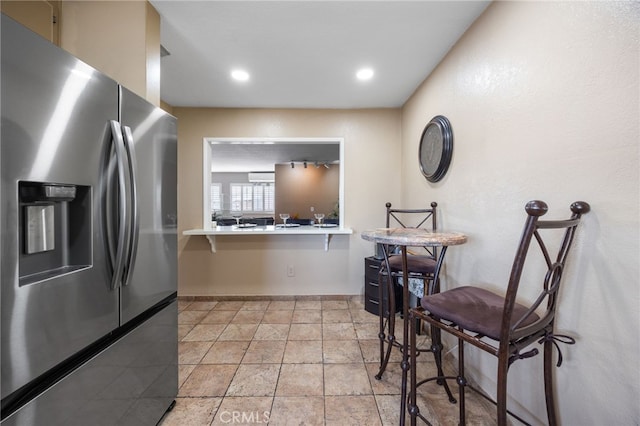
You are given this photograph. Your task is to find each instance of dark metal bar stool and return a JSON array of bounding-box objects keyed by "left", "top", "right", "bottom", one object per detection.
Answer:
[
  {"left": 408, "top": 200, "right": 590, "bottom": 425},
  {"left": 376, "top": 202, "right": 456, "bottom": 402}
]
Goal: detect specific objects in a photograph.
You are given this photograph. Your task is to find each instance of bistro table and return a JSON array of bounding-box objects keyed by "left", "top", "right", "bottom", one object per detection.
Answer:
[{"left": 361, "top": 228, "right": 467, "bottom": 425}]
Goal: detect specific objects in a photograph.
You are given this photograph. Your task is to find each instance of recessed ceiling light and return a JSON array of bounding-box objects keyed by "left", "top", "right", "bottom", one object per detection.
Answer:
[
  {"left": 356, "top": 68, "right": 374, "bottom": 81},
  {"left": 231, "top": 69, "right": 250, "bottom": 82}
]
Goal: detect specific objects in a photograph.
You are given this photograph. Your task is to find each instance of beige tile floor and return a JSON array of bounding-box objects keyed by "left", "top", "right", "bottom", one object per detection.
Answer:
[{"left": 160, "top": 297, "right": 497, "bottom": 425}]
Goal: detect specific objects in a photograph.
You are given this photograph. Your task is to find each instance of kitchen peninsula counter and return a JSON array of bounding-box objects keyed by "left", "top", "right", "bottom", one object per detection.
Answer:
[{"left": 183, "top": 225, "right": 353, "bottom": 252}]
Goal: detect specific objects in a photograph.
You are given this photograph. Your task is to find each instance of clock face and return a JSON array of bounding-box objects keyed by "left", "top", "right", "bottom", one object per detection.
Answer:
[
  {"left": 418, "top": 115, "right": 453, "bottom": 183},
  {"left": 420, "top": 124, "right": 443, "bottom": 176}
]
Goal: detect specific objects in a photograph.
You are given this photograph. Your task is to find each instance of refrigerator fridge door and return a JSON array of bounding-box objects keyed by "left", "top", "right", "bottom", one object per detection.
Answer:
[
  {"left": 1, "top": 15, "right": 120, "bottom": 399},
  {"left": 119, "top": 87, "right": 177, "bottom": 324}
]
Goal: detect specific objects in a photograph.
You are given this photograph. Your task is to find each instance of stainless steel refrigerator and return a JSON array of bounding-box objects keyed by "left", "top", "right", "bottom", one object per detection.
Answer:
[{"left": 1, "top": 15, "right": 178, "bottom": 425}]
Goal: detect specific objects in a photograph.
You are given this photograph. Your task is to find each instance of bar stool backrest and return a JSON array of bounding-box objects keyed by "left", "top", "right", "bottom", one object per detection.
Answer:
[
  {"left": 385, "top": 201, "right": 438, "bottom": 259},
  {"left": 501, "top": 200, "right": 591, "bottom": 346}
]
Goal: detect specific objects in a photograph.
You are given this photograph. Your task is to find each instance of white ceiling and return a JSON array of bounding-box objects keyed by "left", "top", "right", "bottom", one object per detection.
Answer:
[{"left": 150, "top": 1, "right": 490, "bottom": 109}]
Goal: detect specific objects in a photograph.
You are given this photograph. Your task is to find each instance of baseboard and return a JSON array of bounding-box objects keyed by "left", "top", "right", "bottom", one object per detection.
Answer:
[{"left": 178, "top": 294, "right": 363, "bottom": 302}]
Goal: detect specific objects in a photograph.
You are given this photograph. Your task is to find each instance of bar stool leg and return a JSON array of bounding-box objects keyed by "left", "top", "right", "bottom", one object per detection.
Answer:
[
  {"left": 496, "top": 351, "right": 509, "bottom": 426},
  {"left": 376, "top": 270, "right": 396, "bottom": 379},
  {"left": 376, "top": 269, "right": 385, "bottom": 377},
  {"left": 409, "top": 309, "right": 419, "bottom": 426},
  {"left": 457, "top": 338, "right": 467, "bottom": 425},
  {"left": 400, "top": 248, "right": 410, "bottom": 426},
  {"left": 543, "top": 336, "right": 558, "bottom": 426},
  {"left": 430, "top": 325, "right": 456, "bottom": 403}
]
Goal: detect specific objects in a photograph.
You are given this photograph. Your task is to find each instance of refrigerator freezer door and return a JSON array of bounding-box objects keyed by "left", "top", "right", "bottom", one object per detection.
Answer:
[
  {"left": 1, "top": 301, "right": 178, "bottom": 426},
  {"left": 0, "top": 16, "right": 120, "bottom": 398},
  {"left": 119, "top": 87, "right": 177, "bottom": 324}
]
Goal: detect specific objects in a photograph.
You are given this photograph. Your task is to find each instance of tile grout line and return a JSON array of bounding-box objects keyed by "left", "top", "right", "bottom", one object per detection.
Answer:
[{"left": 176, "top": 299, "right": 390, "bottom": 425}]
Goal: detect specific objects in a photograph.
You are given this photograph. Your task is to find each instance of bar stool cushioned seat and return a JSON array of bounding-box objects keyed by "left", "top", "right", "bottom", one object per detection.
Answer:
[
  {"left": 421, "top": 286, "right": 540, "bottom": 341},
  {"left": 387, "top": 255, "right": 436, "bottom": 275}
]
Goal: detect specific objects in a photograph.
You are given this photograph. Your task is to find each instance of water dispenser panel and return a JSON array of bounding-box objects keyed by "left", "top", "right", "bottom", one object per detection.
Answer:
[
  {"left": 18, "top": 181, "right": 91, "bottom": 285},
  {"left": 25, "top": 204, "right": 55, "bottom": 254}
]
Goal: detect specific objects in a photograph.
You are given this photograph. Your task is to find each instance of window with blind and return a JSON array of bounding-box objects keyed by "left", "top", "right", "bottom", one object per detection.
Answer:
[
  {"left": 210, "top": 183, "right": 222, "bottom": 213},
  {"left": 228, "top": 183, "right": 275, "bottom": 213}
]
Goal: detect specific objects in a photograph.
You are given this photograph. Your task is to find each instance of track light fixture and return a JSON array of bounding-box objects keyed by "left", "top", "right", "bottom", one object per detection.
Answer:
[{"left": 289, "top": 161, "right": 330, "bottom": 169}]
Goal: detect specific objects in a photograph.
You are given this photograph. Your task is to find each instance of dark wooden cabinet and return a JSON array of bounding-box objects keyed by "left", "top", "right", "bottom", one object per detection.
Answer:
[{"left": 364, "top": 256, "right": 401, "bottom": 315}]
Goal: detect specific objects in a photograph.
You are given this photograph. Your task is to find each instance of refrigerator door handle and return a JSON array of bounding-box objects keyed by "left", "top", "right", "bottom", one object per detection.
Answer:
[
  {"left": 121, "top": 125, "right": 140, "bottom": 287},
  {"left": 108, "top": 120, "right": 130, "bottom": 290}
]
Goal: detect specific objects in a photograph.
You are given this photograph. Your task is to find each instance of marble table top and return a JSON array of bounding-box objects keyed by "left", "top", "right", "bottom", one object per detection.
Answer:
[{"left": 361, "top": 227, "right": 467, "bottom": 247}]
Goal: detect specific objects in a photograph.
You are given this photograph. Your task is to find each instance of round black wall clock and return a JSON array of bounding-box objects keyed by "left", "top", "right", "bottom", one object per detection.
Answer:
[{"left": 418, "top": 115, "right": 453, "bottom": 183}]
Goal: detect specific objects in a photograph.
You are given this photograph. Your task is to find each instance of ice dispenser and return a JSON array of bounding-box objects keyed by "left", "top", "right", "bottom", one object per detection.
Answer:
[
  {"left": 25, "top": 204, "right": 56, "bottom": 254},
  {"left": 19, "top": 181, "right": 92, "bottom": 285}
]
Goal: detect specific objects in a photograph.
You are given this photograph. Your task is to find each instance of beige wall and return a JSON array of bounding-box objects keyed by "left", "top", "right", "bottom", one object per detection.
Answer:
[
  {"left": 176, "top": 108, "right": 402, "bottom": 296},
  {"left": 59, "top": 0, "right": 160, "bottom": 105},
  {"left": 144, "top": 1, "right": 161, "bottom": 105},
  {"left": 274, "top": 163, "right": 339, "bottom": 222},
  {"left": 401, "top": 1, "right": 639, "bottom": 424},
  {"left": 1, "top": 0, "right": 61, "bottom": 45}
]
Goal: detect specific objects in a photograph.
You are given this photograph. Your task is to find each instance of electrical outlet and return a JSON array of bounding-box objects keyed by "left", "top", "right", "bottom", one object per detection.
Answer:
[{"left": 287, "top": 265, "right": 295, "bottom": 277}]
